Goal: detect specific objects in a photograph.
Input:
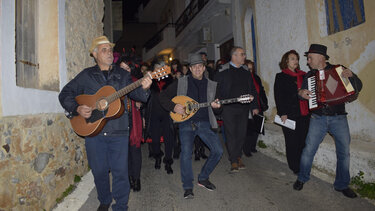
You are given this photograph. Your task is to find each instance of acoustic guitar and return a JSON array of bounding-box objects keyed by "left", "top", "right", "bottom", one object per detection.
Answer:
[
  {"left": 170, "top": 94, "right": 254, "bottom": 122},
  {"left": 70, "top": 66, "right": 171, "bottom": 137}
]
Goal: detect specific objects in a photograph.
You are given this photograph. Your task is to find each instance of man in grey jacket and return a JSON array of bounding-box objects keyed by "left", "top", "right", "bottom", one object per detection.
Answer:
[{"left": 159, "top": 54, "right": 223, "bottom": 199}]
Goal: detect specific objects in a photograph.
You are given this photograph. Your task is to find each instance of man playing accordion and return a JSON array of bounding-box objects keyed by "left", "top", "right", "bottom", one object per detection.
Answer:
[{"left": 293, "top": 44, "right": 362, "bottom": 199}]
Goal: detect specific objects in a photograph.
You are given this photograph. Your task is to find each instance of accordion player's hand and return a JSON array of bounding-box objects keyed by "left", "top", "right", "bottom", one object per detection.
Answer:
[
  {"left": 342, "top": 68, "right": 353, "bottom": 78},
  {"left": 298, "top": 89, "right": 311, "bottom": 100}
]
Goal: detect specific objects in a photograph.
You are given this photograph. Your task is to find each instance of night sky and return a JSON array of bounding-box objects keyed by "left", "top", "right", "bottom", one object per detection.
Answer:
[{"left": 123, "top": 0, "right": 142, "bottom": 22}]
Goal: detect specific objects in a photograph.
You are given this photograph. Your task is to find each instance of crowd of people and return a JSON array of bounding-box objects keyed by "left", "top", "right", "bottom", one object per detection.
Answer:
[{"left": 58, "top": 36, "right": 362, "bottom": 211}]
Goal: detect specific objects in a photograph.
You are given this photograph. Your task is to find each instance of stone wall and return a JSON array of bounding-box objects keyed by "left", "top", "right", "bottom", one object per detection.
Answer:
[
  {"left": 0, "top": 0, "right": 105, "bottom": 210},
  {"left": 0, "top": 114, "right": 86, "bottom": 210},
  {"left": 65, "top": 0, "right": 105, "bottom": 80}
]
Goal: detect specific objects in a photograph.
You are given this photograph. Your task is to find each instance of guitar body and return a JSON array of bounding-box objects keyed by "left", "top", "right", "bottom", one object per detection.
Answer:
[
  {"left": 70, "top": 86, "right": 124, "bottom": 137},
  {"left": 67, "top": 65, "right": 171, "bottom": 136},
  {"left": 170, "top": 95, "right": 198, "bottom": 122}
]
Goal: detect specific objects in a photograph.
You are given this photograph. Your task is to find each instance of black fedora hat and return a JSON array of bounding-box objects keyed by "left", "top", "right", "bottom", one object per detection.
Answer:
[{"left": 304, "top": 44, "right": 329, "bottom": 59}]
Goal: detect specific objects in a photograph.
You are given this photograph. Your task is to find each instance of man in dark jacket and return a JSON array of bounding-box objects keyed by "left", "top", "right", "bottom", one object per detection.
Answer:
[
  {"left": 59, "top": 36, "right": 152, "bottom": 211},
  {"left": 293, "top": 44, "right": 362, "bottom": 199},
  {"left": 215, "top": 46, "right": 259, "bottom": 173}
]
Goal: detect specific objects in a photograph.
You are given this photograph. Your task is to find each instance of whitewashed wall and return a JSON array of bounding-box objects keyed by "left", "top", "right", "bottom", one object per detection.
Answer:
[
  {"left": 254, "top": 0, "right": 309, "bottom": 117},
  {"left": 0, "top": 0, "right": 66, "bottom": 116}
]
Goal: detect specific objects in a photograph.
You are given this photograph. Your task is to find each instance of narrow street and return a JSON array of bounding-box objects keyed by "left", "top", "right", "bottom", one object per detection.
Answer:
[{"left": 56, "top": 138, "right": 375, "bottom": 211}]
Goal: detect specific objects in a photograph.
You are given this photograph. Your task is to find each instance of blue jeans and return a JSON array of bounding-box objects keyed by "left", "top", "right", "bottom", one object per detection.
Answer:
[
  {"left": 179, "top": 121, "right": 223, "bottom": 190},
  {"left": 85, "top": 135, "right": 129, "bottom": 211},
  {"left": 298, "top": 114, "right": 351, "bottom": 190}
]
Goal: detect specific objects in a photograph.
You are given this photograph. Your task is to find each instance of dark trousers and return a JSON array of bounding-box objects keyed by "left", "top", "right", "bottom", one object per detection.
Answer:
[
  {"left": 85, "top": 135, "right": 129, "bottom": 211},
  {"left": 149, "top": 110, "right": 174, "bottom": 160},
  {"left": 243, "top": 119, "right": 259, "bottom": 155},
  {"left": 128, "top": 145, "right": 141, "bottom": 179},
  {"left": 281, "top": 115, "right": 310, "bottom": 173},
  {"left": 223, "top": 109, "right": 249, "bottom": 163}
]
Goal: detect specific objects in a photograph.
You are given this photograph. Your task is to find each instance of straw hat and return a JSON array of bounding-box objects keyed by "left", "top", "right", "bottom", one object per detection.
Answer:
[{"left": 89, "top": 36, "right": 115, "bottom": 55}]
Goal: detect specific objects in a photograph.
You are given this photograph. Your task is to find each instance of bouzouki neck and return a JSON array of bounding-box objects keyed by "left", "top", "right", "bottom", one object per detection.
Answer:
[{"left": 195, "top": 97, "right": 241, "bottom": 109}]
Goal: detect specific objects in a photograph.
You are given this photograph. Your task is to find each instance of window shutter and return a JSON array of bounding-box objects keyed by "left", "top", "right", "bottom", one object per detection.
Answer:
[{"left": 16, "top": 0, "right": 39, "bottom": 88}]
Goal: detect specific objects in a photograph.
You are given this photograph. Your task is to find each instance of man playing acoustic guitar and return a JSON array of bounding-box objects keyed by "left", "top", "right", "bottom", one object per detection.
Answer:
[
  {"left": 159, "top": 54, "right": 223, "bottom": 199},
  {"left": 59, "top": 36, "right": 152, "bottom": 211}
]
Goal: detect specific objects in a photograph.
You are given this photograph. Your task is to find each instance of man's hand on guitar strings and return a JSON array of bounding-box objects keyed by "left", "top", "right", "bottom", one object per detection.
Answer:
[
  {"left": 211, "top": 99, "right": 221, "bottom": 109},
  {"left": 174, "top": 104, "right": 185, "bottom": 115},
  {"left": 141, "top": 77, "right": 152, "bottom": 90},
  {"left": 77, "top": 105, "right": 92, "bottom": 119}
]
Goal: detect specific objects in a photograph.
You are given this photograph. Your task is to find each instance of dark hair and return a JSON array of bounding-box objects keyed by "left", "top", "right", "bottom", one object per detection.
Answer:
[
  {"left": 199, "top": 52, "right": 207, "bottom": 56},
  {"left": 171, "top": 59, "right": 182, "bottom": 74},
  {"left": 245, "top": 59, "right": 256, "bottom": 72},
  {"left": 279, "top": 50, "right": 300, "bottom": 70}
]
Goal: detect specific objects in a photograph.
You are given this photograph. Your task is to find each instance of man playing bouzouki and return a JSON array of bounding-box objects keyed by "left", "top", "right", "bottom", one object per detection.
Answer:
[
  {"left": 59, "top": 36, "right": 152, "bottom": 211},
  {"left": 159, "top": 54, "right": 223, "bottom": 199}
]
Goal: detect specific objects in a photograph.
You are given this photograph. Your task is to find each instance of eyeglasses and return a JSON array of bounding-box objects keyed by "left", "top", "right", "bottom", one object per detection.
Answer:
[{"left": 235, "top": 52, "right": 246, "bottom": 57}]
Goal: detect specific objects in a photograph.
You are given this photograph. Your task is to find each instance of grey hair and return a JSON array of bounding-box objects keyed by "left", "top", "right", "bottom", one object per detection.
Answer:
[{"left": 230, "top": 46, "right": 244, "bottom": 56}]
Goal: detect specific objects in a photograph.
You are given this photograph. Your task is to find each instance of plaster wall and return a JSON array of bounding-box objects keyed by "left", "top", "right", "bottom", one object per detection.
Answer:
[
  {"left": 253, "top": 0, "right": 309, "bottom": 113},
  {"left": 38, "top": 0, "right": 60, "bottom": 91},
  {"left": 305, "top": 0, "right": 375, "bottom": 141}
]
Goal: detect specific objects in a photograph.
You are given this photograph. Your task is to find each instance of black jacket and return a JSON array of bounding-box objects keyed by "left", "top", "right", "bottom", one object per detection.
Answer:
[
  {"left": 274, "top": 71, "right": 306, "bottom": 120},
  {"left": 214, "top": 63, "right": 259, "bottom": 112},
  {"left": 59, "top": 65, "right": 150, "bottom": 136}
]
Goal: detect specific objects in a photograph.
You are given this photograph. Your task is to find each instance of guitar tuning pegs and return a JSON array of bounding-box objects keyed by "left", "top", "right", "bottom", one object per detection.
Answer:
[
  {"left": 158, "top": 78, "right": 161, "bottom": 81},
  {"left": 165, "top": 75, "right": 168, "bottom": 78}
]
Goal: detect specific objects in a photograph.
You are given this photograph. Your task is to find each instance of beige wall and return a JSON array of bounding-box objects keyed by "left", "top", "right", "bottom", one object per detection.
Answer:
[
  {"left": 305, "top": 0, "right": 375, "bottom": 140},
  {"left": 38, "top": 0, "right": 60, "bottom": 91}
]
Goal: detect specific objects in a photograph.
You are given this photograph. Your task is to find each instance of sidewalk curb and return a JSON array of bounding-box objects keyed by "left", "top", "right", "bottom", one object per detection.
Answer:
[{"left": 53, "top": 171, "right": 95, "bottom": 211}]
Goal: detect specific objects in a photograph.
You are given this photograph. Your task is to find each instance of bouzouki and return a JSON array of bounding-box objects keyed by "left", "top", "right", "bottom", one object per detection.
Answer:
[
  {"left": 70, "top": 66, "right": 171, "bottom": 137},
  {"left": 170, "top": 94, "right": 254, "bottom": 122}
]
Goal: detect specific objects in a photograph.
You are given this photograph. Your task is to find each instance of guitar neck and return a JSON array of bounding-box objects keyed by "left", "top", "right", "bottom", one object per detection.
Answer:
[
  {"left": 106, "top": 78, "right": 144, "bottom": 104},
  {"left": 196, "top": 97, "right": 240, "bottom": 109}
]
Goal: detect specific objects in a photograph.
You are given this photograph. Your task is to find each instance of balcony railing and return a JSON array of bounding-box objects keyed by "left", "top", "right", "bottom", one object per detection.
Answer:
[
  {"left": 144, "top": 23, "right": 174, "bottom": 52},
  {"left": 175, "top": 0, "right": 210, "bottom": 37}
]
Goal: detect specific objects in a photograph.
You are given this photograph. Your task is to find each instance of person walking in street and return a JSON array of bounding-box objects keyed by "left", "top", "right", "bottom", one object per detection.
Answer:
[
  {"left": 215, "top": 47, "right": 259, "bottom": 173},
  {"left": 274, "top": 50, "right": 310, "bottom": 174},
  {"left": 59, "top": 36, "right": 152, "bottom": 211},
  {"left": 243, "top": 59, "right": 268, "bottom": 157},
  {"left": 159, "top": 54, "right": 223, "bottom": 199},
  {"left": 293, "top": 44, "right": 362, "bottom": 199}
]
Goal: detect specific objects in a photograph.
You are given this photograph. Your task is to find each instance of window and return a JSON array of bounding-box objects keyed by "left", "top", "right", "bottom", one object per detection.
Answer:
[
  {"left": 325, "top": 0, "right": 365, "bottom": 35},
  {"left": 15, "top": 0, "right": 60, "bottom": 91},
  {"left": 15, "top": 0, "right": 39, "bottom": 89}
]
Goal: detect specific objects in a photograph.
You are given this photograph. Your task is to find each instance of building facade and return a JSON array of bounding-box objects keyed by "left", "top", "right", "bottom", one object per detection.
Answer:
[
  {"left": 142, "top": 0, "right": 375, "bottom": 182},
  {"left": 0, "top": 0, "right": 105, "bottom": 210}
]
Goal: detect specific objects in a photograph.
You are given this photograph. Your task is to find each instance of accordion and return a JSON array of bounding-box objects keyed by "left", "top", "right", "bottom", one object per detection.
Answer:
[{"left": 307, "top": 65, "right": 357, "bottom": 110}]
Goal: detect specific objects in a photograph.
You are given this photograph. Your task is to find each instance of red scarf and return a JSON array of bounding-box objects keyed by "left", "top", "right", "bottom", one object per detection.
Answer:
[
  {"left": 129, "top": 76, "right": 143, "bottom": 148},
  {"left": 282, "top": 69, "right": 309, "bottom": 116},
  {"left": 250, "top": 71, "right": 262, "bottom": 112}
]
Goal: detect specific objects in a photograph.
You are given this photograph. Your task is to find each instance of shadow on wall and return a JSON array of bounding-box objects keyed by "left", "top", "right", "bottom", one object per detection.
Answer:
[{"left": 358, "top": 59, "right": 375, "bottom": 114}]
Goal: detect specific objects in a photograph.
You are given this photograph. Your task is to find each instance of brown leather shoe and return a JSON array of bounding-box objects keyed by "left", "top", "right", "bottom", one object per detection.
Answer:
[
  {"left": 230, "top": 163, "right": 239, "bottom": 173},
  {"left": 238, "top": 157, "right": 246, "bottom": 170}
]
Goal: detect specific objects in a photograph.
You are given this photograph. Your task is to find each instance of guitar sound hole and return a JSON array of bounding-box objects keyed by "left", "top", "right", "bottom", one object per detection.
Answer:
[{"left": 86, "top": 109, "right": 108, "bottom": 123}]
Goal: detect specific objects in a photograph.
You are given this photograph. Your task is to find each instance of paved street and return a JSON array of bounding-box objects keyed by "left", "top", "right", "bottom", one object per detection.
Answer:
[{"left": 55, "top": 140, "right": 375, "bottom": 211}]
